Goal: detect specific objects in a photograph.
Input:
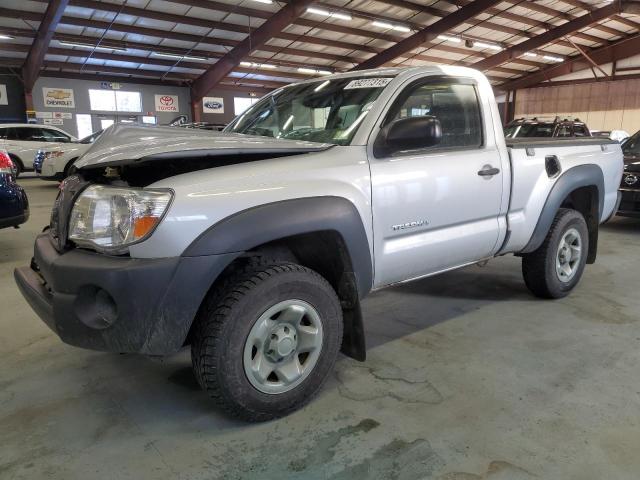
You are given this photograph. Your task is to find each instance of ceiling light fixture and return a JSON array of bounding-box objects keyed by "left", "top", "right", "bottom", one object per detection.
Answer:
[
  {"left": 298, "top": 67, "right": 332, "bottom": 75},
  {"left": 59, "top": 40, "right": 127, "bottom": 52},
  {"left": 306, "top": 7, "right": 352, "bottom": 21},
  {"left": 437, "top": 35, "right": 461, "bottom": 43},
  {"left": 371, "top": 20, "right": 411, "bottom": 33},
  {"left": 313, "top": 80, "right": 331, "bottom": 92},
  {"left": 153, "top": 52, "right": 207, "bottom": 61},
  {"left": 542, "top": 55, "right": 564, "bottom": 62},
  {"left": 240, "top": 61, "right": 277, "bottom": 69},
  {"left": 0, "top": 34, "right": 15, "bottom": 40},
  {"left": 473, "top": 41, "right": 502, "bottom": 51},
  {"left": 250, "top": 0, "right": 273, "bottom": 3},
  {"left": 523, "top": 52, "right": 538, "bottom": 58}
]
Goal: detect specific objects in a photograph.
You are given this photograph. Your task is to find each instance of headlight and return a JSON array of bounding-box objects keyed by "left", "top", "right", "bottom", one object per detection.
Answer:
[{"left": 68, "top": 185, "right": 173, "bottom": 253}]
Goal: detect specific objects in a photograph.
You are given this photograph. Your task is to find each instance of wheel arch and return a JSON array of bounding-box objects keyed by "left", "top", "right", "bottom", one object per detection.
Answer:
[
  {"left": 8, "top": 153, "right": 24, "bottom": 172},
  {"left": 63, "top": 157, "right": 79, "bottom": 177},
  {"left": 521, "top": 164, "right": 604, "bottom": 263},
  {"left": 183, "top": 196, "right": 373, "bottom": 361}
]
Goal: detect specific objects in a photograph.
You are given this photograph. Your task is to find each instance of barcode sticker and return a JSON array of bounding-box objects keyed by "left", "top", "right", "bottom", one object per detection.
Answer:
[{"left": 344, "top": 78, "right": 392, "bottom": 89}]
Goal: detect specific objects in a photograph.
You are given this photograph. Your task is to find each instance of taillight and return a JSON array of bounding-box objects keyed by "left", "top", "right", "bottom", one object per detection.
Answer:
[{"left": 0, "top": 150, "right": 13, "bottom": 174}]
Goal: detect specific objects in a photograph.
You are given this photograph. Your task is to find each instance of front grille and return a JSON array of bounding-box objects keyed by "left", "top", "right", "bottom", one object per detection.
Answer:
[
  {"left": 619, "top": 190, "right": 640, "bottom": 213},
  {"left": 49, "top": 175, "right": 89, "bottom": 252}
]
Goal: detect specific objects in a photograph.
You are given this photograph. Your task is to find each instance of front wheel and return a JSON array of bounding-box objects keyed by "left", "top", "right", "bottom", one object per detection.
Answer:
[
  {"left": 522, "top": 208, "right": 589, "bottom": 299},
  {"left": 191, "top": 261, "right": 343, "bottom": 421}
]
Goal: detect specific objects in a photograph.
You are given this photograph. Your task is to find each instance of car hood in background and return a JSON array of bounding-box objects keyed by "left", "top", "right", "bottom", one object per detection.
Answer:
[{"left": 74, "top": 124, "right": 334, "bottom": 169}]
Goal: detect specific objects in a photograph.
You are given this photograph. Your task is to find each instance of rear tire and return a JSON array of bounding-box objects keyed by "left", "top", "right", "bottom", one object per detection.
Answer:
[
  {"left": 522, "top": 208, "right": 589, "bottom": 299},
  {"left": 10, "top": 156, "right": 22, "bottom": 178},
  {"left": 191, "top": 261, "right": 343, "bottom": 421}
]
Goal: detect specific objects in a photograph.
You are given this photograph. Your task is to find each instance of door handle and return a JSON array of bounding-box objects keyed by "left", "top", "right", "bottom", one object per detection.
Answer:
[{"left": 478, "top": 165, "right": 500, "bottom": 177}]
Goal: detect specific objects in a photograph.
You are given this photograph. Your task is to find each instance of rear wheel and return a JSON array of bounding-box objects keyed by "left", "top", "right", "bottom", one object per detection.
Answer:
[
  {"left": 191, "top": 261, "right": 343, "bottom": 421},
  {"left": 10, "top": 156, "right": 22, "bottom": 177},
  {"left": 522, "top": 208, "right": 589, "bottom": 299}
]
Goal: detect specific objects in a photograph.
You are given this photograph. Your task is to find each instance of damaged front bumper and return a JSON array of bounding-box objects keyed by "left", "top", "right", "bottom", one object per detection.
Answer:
[{"left": 15, "top": 234, "right": 237, "bottom": 355}]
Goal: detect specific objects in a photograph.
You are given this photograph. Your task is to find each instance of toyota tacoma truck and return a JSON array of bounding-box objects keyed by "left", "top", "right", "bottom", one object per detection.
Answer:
[{"left": 15, "top": 66, "right": 623, "bottom": 421}]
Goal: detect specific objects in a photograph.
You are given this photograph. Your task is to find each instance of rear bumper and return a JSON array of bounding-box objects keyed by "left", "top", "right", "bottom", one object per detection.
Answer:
[
  {"left": 0, "top": 212, "right": 29, "bottom": 229},
  {"left": 15, "top": 234, "right": 238, "bottom": 355},
  {"left": 617, "top": 189, "right": 640, "bottom": 218},
  {"left": 40, "top": 161, "right": 64, "bottom": 181}
]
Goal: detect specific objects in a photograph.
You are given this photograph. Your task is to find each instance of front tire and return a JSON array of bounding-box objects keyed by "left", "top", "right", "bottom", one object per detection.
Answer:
[
  {"left": 522, "top": 208, "right": 589, "bottom": 299},
  {"left": 191, "top": 261, "right": 343, "bottom": 421}
]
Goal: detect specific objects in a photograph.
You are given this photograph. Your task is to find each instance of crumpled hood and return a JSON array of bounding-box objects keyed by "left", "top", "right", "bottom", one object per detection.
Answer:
[{"left": 74, "top": 124, "right": 333, "bottom": 169}]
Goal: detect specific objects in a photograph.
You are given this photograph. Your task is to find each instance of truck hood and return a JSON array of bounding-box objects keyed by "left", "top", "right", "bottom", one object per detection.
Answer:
[{"left": 75, "top": 124, "right": 334, "bottom": 169}]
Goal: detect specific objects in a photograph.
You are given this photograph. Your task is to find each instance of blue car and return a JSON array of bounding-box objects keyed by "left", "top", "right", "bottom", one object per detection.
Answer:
[{"left": 0, "top": 151, "right": 29, "bottom": 229}]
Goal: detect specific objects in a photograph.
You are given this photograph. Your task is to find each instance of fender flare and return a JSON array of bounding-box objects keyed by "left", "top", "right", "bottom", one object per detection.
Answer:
[
  {"left": 521, "top": 164, "right": 604, "bottom": 254},
  {"left": 183, "top": 196, "right": 374, "bottom": 298}
]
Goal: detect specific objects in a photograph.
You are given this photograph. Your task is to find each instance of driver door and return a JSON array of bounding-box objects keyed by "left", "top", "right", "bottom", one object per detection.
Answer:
[{"left": 369, "top": 77, "right": 505, "bottom": 287}]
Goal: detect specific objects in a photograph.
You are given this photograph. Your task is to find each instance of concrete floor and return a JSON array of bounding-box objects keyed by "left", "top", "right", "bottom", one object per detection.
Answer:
[{"left": 2, "top": 177, "right": 640, "bottom": 479}]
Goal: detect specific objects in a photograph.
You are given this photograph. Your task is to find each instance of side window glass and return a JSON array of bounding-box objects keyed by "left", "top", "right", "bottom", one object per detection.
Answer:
[
  {"left": 389, "top": 81, "right": 482, "bottom": 149},
  {"left": 0, "top": 128, "right": 7, "bottom": 140},
  {"left": 42, "top": 129, "right": 70, "bottom": 142},
  {"left": 556, "top": 124, "right": 572, "bottom": 137},
  {"left": 574, "top": 126, "right": 588, "bottom": 137},
  {"left": 16, "top": 128, "right": 39, "bottom": 141}
]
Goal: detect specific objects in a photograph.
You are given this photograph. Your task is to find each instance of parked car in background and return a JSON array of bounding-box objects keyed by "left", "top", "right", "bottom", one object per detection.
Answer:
[
  {"left": 0, "top": 150, "right": 29, "bottom": 229},
  {"left": 505, "top": 117, "right": 591, "bottom": 139},
  {"left": 618, "top": 129, "right": 640, "bottom": 218},
  {"left": 34, "top": 130, "right": 102, "bottom": 181},
  {"left": 0, "top": 124, "right": 77, "bottom": 176},
  {"left": 592, "top": 130, "right": 630, "bottom": 142}
]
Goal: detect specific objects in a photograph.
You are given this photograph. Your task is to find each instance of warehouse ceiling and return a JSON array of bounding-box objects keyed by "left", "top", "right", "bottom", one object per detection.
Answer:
[{"left": 1, "top": 0, "right": 640, "bottom": 97}]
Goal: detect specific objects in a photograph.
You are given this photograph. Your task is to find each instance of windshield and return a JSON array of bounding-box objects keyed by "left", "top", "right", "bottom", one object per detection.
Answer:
[
  {"left": 505, "top": 122, "right": 554, "bottom": 138},
  {"left": 80, "top": 130, "right": 103, "bottom": 144},
  {"left": 622, "top": 130, "right": 640, "bottom": 156},
  {"left": 225, "top": 76, "right": 394, "bottom": 145}
]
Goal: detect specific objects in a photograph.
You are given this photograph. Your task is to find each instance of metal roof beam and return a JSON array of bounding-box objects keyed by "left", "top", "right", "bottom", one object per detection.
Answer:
[
  {"left": 191, "top": 0, "right": 314, "bottom": 102},
  {"left": 498, "top": 31, "right": 640, "bottom": 91},
  {"left": 473, "top": 1, "right": 637, "bottom": 72},
  {"left": 22, "top": 0, "right": 69, "bottom": 90},
  {"left": 352, "top": 0, "right": 505, "bottom": 71}
]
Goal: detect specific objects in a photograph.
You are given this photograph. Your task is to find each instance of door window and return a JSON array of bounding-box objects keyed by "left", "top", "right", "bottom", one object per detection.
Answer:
[
  {"left": 573, "top": 125, "right": 589, "bottom": 137},
  {"left": 40, "top": 129, "right": 71, "bottom": 142},
  {"left": 556, "top": 124, "right": 572, "bottom": 137},
  {"left": 385, "top": 80, "right": 483, "bottom": 150},
  {"left": 14, "top": 127, "right": 42, "bottom": 141}
]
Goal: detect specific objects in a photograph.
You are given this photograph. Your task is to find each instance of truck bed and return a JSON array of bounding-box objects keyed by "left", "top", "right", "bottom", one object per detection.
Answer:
[{"left": 502, "top": 137, "right": 623, "bottom": 254}]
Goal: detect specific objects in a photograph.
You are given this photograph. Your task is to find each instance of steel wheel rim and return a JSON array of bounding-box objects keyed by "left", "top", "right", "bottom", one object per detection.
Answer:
[
  {"left": 243, "top": 299, "right": 324, "bottom": 395},
  {"left": 556, "top": 227, "right": 582, "bottom": 283}
]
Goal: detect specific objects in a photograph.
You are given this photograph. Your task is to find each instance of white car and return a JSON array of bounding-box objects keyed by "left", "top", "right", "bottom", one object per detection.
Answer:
[
  {"left": 0, "top": 124, "right": 76, "bottom": 176},
  {"left": 35, "top": 130, "right": 102, "bottom": 181}
]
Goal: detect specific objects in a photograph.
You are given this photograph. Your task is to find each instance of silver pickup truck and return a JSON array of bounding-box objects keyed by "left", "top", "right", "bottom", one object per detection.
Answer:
[{"left": 15, "top": 66, "right": 623, "bottom": 421}]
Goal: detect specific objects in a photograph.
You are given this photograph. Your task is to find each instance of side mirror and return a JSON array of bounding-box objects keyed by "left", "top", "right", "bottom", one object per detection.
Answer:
[{"left": 376, "top": 115, "right": 442, "bottom": 156}]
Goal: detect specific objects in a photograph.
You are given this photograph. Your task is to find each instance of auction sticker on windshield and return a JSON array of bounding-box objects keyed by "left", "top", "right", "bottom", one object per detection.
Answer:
[{"left": 344, "top": 78, "right": 392, "bottom": 89}]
